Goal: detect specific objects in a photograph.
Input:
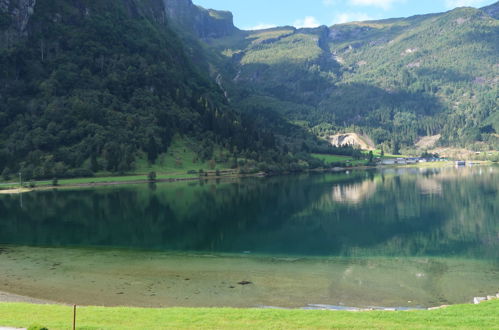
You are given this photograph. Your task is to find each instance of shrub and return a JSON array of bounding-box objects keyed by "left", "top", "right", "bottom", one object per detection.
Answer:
[
  {"left": 65, "top": 168, "right": 94, "bottom": 178},
  {"left": 1, "top": 167, "right": 10, "bottom": 181},
  {"left": 28, "top": 325, "right": 48, "bottom": 330},
  {"left": 52, "top": 178, "right": 59, "bottom": 186},
  {"left": 148, "top": 171, "right": 157, "bottom": 181}
]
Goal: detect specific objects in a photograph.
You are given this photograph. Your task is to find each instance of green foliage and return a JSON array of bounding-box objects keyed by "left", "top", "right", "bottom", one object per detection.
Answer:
[
  {"left": 27, "top": 325, "right": 48, "bottom": 330},
  {"left": 0, "top": 0, "right": 319, "bottom": 178},
  {"left": 213, "top": 5, "right": 499, "bottom": 151},
  {"left": 1, "top": 167, "right": 10, "bottom": 181},
  {"left": 147, "top": 171, "right": 157, "bottom": 182},
  {"left": 241, "top": 32, "right": 323, "bottom": 65}
]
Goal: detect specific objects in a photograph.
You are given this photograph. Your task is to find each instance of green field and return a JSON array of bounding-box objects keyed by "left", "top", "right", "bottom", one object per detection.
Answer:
[
  {"left": 311, "top": 154, "right": 367, "bottom": 166},
  {"left": 311, "top": 150, "right": 407, "bottom": 168},
  {"left": 0, "top": 137, "right": 237, "bottom": 190},
  {"left": 0, "top": 301, "right": 498, "bottom": 329}
]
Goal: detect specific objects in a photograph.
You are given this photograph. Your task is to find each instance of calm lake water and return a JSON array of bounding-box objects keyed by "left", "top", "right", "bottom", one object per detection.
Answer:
[{"left": 0, "top": 166, "right": 498, "bottom": 308}]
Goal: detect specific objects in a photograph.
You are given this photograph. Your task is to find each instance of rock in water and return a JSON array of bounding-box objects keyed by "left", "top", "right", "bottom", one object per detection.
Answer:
[{"left": 473, "top": 297, "right": 487, "bottom": 304}]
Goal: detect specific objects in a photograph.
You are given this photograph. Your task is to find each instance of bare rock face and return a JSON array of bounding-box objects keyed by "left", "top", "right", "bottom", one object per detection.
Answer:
[
  {"left": 0, "top": 0, "right": 36, "bottom": 49},
  {"left": 162, "top": 0, "right": 237, "bottom": 39}
]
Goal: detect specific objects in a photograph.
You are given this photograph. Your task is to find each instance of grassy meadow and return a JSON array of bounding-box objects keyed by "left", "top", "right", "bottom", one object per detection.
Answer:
[{"left": 0, "top": 300, "right": 498, "bottom": 329}]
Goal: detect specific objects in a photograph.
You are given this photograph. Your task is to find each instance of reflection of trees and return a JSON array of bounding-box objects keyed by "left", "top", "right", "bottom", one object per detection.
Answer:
[{"left": 0, "top": 167, "right": 497, "bottom": 259}]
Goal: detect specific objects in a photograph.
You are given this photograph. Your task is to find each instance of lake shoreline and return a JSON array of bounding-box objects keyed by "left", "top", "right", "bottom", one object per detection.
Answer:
[
  {"left": 2, "top": 160, "right": 491, "bottom": 194},
  {"left": 0, "top": 287, "right": 496, "bottom": 311},
  {"left": 0, "top": 291, "right": 56, "bottom": 305}
]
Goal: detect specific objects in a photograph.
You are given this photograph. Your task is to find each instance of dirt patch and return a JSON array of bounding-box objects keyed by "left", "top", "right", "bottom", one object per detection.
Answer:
[
  {"left": 328, "top": 133, "right": 375, "bottom": 150},
  {"left": 416, "top": 135, "right": 441, "bottom": 149}
]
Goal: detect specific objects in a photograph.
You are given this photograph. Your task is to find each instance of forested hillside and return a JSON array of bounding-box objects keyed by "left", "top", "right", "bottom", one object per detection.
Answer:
[
  {"left": 1, "top": 0, "right": 497, "bottom": 180},
  {"left": 0, "top": 0, "right": 329, "bottom": 180},
  {"left": 209, "top": 2, "right": 498, "bottom": 152}
]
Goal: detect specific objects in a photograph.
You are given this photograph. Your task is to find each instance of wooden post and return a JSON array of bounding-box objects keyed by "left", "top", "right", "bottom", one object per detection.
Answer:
[{"left": 73, "top": 304, "right": 77, "bottom": 330}]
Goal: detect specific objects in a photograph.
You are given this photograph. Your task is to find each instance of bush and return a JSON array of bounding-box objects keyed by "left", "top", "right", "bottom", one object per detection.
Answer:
[
  {"left": 52, "top": 178, "right": 59, "bottom": 186},
  {"left": 1, "top": 167, "right": 10, "bottom": 181},
  {"left": 65, "top": 168, "right": 94, "bottom": 178},
  {"left": 148, "top": 171, "right": 157, "bottom": 181},
  {"left": 28, "top": 325, "right": 48, "bottom": 330},
  {"left": 29, "top": 181, "right": 36, "bottom": 188}
]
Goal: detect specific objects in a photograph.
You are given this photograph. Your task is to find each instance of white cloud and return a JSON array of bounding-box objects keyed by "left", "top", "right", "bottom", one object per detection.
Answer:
[
  {"left": 333, "top": 12, "right": 373, "bottom": 24},
  {"left": 444, "top": 0, "right": 488, "bottom": 8},
  {"left": 349, "top": 0, "right": 403, "bottom": 10},
  {"left": 293, "top": 16, "right": 321, "bottom": 28},
  {"left": 245, "top": 23, "right": 277, "bottom": 31}
]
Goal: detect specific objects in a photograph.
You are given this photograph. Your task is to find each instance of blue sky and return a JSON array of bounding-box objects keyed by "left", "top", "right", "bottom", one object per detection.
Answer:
[{"left": 193, "top": 0, "right": 497, "bottom": 29}]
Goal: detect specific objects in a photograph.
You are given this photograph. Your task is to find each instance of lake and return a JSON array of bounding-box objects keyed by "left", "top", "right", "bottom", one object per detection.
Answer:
[{"left": 0, "top": 166, "right": 498, "bottom": 308}]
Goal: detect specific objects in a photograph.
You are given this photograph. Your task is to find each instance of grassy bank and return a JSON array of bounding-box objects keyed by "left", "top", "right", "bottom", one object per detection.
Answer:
[{"left": 0, "top": 300, "right": 498, "bottom": 329}]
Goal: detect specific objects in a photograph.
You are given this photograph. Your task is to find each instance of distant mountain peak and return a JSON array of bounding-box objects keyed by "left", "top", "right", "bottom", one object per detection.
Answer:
[
  {"left": 481, "top": 1, "right": 499, "bottom": 19},
  {"left": 163, "top": 0, "right": 238, "bottom": 38}
]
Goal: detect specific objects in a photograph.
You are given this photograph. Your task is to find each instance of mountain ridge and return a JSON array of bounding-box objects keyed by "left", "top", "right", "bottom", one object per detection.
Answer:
[{"left": 201, "top": 2, "right": 498, "bottom": 152}]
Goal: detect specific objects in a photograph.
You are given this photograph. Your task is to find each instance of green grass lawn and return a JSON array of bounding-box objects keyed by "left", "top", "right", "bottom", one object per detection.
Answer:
[
  {"left": 311, "top": 154, "right": 367, "bottom": 166},
  {"left": 0, "top": 300, "right": 498, "bottom": 329}
]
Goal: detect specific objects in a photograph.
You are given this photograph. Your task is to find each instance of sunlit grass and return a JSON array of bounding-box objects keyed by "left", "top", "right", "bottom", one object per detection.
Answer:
[{"left": 0, "top": 300, "right": 498, "bottom": 329}]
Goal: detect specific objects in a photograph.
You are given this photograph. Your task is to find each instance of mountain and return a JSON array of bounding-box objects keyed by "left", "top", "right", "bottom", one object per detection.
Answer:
[
  {"left": 0, "top": 0, "right": 327, "bottom": 180},
  {"left": 204, "top": 2, "right": 499, "bottom": 152},
  {"left": 1, "top": 0, "right": 497, "bottom": 180},
  {"left": 163, "top": 0, "right": 238, "bottom": 39}
]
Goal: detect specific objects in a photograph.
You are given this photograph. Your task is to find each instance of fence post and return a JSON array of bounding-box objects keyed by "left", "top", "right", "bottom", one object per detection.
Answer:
[{"left": 73, "top": 304, "right": 77, "bottom": 330}]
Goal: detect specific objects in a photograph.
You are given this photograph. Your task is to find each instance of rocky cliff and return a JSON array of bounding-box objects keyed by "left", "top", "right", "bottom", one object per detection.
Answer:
[
  {"left": 162, "top": 0, "right": 237, "bottom": 38},
  {"left": 0, "top": 0, "right": 238, "bottom": 47},
  {"left": 0, "top": 0, "right": 36, "bottom": 48}
]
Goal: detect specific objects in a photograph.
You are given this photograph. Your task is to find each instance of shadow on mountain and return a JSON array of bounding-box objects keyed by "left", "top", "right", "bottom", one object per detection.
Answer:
[
  {"left": 461, "top": 26, "right": 499, "bottom": 59},
  {"left": 233, "top": 58, "right": 445, "bottom": 127},
  {"left": 415, "top": 67, "right": 473, "bottom": 83}
]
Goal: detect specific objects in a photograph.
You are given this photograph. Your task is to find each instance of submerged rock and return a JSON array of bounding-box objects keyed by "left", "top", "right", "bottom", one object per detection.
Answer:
[{"left": 473, "top": 297, "right": 487, "bottom": 304}]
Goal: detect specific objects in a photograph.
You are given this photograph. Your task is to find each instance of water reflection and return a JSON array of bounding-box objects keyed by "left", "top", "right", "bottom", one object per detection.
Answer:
[{"left": 0, "top": 167, "right": 497, "bottom": 259}]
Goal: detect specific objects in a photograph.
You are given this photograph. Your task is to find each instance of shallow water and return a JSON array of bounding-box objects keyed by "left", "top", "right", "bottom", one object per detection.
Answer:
[{"left": 0, "top": 166, "right": 498, "bottom": 308}]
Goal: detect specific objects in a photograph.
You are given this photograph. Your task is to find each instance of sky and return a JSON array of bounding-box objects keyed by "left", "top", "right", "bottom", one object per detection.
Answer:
[{"left": 193, "top": 0, "right": 497, "bottom": 30}]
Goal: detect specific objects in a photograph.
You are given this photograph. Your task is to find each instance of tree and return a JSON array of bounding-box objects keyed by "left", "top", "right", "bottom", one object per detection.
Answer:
[
  {"left": 1, "top": 168, "right": 10, "bottom": 181},
  {"left": 391, "top": 139, "right": 400, "bottom": 155},
  {"left": 146, "top": 136, "right": 159, "bottom": 164},
  {"left": 90, "top": 154, "right": 99, "bottom": 173},
  {"left": 368, "top": 151, "right": 374, "bottom": 164},
  {"left": 147, "top": 171, "right": 157, "bottom": 182}
]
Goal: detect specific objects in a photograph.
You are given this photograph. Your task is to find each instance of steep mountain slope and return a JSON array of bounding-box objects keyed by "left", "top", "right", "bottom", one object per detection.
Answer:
[
  {"left": 163, "top": 0, "right": 238, "bottom": 39},
  {"left": 0, "top": 0, "right": 315, "bottom": 179},
  {"left": 208, "top": 2, "right": 498, "bottom": 152}
]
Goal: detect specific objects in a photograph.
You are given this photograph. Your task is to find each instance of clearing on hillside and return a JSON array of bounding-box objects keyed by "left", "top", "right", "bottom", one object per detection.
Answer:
[{"left": 328, "top": 133, "right": 375, "bottom": 150}]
